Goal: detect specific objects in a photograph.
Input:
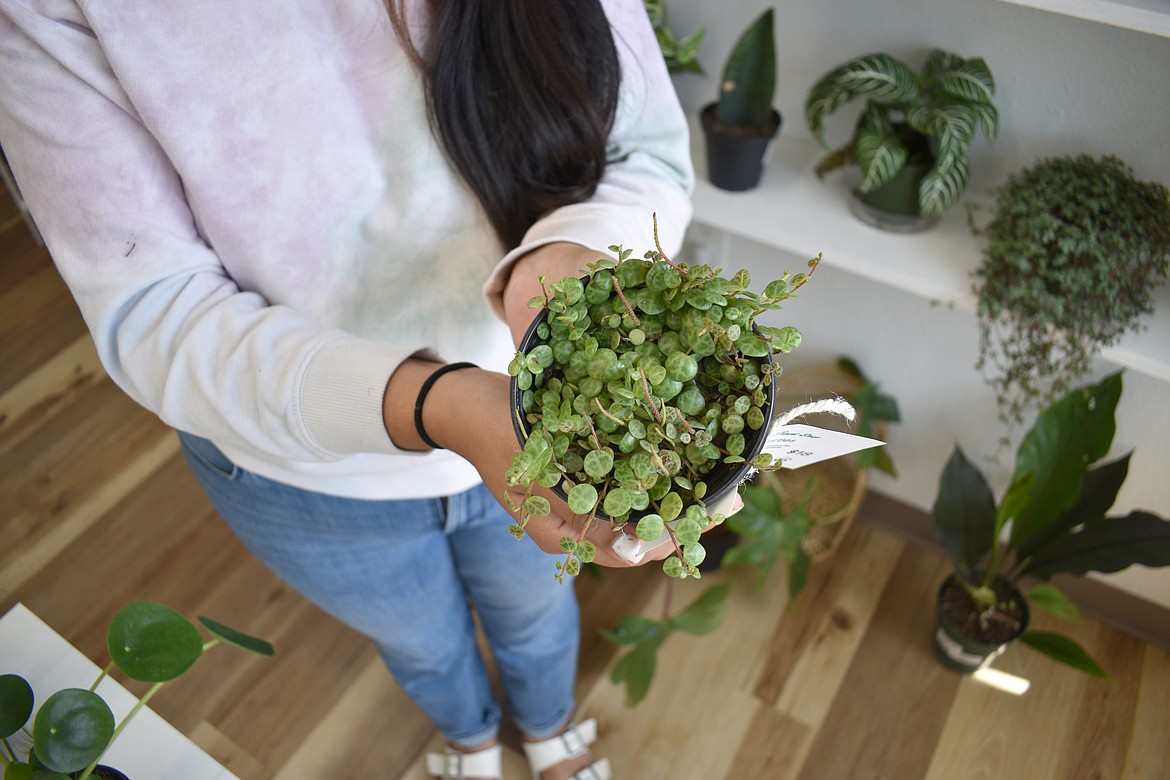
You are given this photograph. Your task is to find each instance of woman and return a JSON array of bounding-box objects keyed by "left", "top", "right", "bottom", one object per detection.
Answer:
[{"left": 0, "top": 1, "right": 693, "bottom": 777}]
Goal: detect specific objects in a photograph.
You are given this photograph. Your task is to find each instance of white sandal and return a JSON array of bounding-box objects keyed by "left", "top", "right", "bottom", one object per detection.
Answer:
[
  {"left": 522, "top": 719, "right": 612, "bottom": 780},
  {"left": 425, "top": 743, "right": 502, "bottom": 779}
]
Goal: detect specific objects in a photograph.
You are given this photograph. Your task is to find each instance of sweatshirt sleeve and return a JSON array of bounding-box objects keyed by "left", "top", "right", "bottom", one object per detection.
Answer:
[
  {"left": 482, "top": 0, "right": 696, "bottom": 317},
  {"left": 0, "top": 3, "right": 410, "bottom": 462}
]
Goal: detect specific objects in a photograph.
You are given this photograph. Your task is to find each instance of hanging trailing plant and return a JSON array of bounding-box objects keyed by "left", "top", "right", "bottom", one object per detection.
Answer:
[{"left": 971, "top": 154, "right": 1170, "bottom": 427}]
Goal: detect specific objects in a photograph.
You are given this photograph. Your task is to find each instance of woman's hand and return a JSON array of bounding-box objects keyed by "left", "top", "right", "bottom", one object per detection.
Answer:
[
  {"left": 500, "top": 242, "right": 610, "bottom": 346},
  {"left": 382, "top": 359, "right": 673, "bottom": 568}
]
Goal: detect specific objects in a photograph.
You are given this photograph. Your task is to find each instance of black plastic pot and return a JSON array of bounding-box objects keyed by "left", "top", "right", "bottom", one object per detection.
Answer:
[
  {"left": 94, "top": 767, "right": 131, "bottom": 780},
  {"left": 933, "top": 574, "right": 1030, "bottom": 674},
  {"left": 700, "top": 103, "right": 782, "bottom": 192},
  {"left": 510, "top": 307, "right": 776, "bottom": 522}
]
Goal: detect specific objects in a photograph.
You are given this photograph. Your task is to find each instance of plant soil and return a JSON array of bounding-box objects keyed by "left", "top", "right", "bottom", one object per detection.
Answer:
[{"left": 939, "top": 577, "right": 1026, "bottom": 645}]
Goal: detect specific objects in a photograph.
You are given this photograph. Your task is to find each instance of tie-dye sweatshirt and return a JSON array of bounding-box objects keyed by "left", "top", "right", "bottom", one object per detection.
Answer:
[{"left": 0, "top": 0, "right": 693, "bottom": 499}]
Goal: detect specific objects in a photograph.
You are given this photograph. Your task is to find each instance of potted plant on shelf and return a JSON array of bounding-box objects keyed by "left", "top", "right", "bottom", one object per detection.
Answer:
[
  {"left": 644, "top": 0, "right": 705, "bottom": 76},
  {"left": 972, "top": 154, "right": 1170, "bottom": 430},
  {"left": 505, "top": 217, "right": 819, "bottom": 582},
  {"left": 700, "top": 8, "right": 780, "bottom": 192},
  {"left": 1, "top": 601, "right": 273, "bottom": 779},
  {"left": 804, "top": 48, "right": 998, "bottom": 232},
  {"left": 931, "top": 372, "right": 1170, "bottom": 675}
]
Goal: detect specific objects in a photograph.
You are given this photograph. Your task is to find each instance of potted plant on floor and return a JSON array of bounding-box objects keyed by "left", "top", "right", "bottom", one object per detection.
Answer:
[
  {"left": 931, "top": 371, "right": 1170, "bottom": 675},
  {"left": 972, "top": 154, "right": 1170, "bottom": 430},
  {"left": 804, "top": 48, "right": 998, "bottom": 231},
  {"left": 505, "top": 218, "right": 819, "bottom": 582},
  {"left": 700, "top": 8, "right": 780, "bottom": 191},
  {"left": 0, "top": 601, "right": 273, "bottom": 779}
]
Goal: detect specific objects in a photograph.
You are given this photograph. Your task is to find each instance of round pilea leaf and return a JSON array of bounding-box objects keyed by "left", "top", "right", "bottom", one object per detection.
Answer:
[
  {"left": 603, "top": 488, "right": 634, "bottom": 518},
  {"left": 664, "top": 352, "right": 698, "bottom": 383},
  {"left": 0, "top": 674, "right": 34, "bottom": 738},
  {"left": 683, "top": 542, "right": 707, "bottom": 568},
  {"left": 663, "top": 557, "right": 686, "bottom": 578},
  {"left": 583, "top": 449, "right": 614, "bottom": 478},
  {"left": 576, "top": 541, "right": 596, "bottom": 563},
  {"left": 31, "top": 689, "right": 114, "bottom": 774},
  {"left": 107, "top": 601, "right": 203, "bottom": 682}
]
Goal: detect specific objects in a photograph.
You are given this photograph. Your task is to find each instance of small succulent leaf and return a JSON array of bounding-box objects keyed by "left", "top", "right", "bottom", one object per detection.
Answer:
[
  {"left": 1009, "top": 373, "right": 1122, "bottom": 552},
  {"left": 610, "top": 640, "right": 661, "bottom": 708},
  {"left": 31, "top": 689, "right": 114, "bottom": 774},
  {"left": 1021, "top": 510, "right": 1170, "bottom": 580},
  {"left": 197, "top": 617, "right": 275, "bottom": 657},
  {"left": 1020, "top": 631, "right": 1109, "bottom": 678},
  {"left": 855, "top": 129, "right": 907, "bottom": 193},
  {"left": 107, "top": 601, "right": 204, "bottom": 683},
  {"left": 804, "top": 53, "right": 919, "bottom": 147},
  {"left": 523, "top": 495, "right": 552, "bottom": 517},
  {"left": 669, "top": 582, "right": 733, "bottom": 635},
  {"left": 0, "top": 674, "right": 34, "bottom": 739},
  {"left": 567, "top": 482, "right": 600, "bottom": 515},
  {"left": 932, "top": 446, "right": 997, "bottom": 569},
  {"left": 1027, "top": 583, "right": 1082, "bottom": 624},
  {"left": 1016, "top": 454, "right": 1132, "bottom": 561}
]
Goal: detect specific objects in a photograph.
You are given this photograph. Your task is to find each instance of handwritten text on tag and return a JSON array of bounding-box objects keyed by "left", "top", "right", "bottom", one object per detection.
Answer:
[{"left": 762, "top": 424, "right": 885, "bottom": 470}]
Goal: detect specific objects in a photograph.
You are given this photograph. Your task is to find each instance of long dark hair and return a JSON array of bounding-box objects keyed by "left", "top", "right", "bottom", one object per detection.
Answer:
[{"left": 387, "top": 1, "right": 621, "bottom": 248}]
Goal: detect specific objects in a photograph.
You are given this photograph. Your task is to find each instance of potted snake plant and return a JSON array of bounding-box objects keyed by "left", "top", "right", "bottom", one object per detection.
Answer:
[
  {"left": 700, "top": 8, "right": 780, "bottom": 191},
  {"left": 804, "top": 48, "right": 997, "bottom": 231}
]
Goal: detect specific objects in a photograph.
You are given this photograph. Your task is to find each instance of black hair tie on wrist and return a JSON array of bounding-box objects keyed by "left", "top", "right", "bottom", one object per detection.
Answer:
[{"left": 414, "top": 362, "right": 478, "bottom": 450}]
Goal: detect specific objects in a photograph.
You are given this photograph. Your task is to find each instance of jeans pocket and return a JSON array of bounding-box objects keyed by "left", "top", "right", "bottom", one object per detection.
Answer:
[{"left": 178, "top": 431, "right": 242, "bottom": 481}]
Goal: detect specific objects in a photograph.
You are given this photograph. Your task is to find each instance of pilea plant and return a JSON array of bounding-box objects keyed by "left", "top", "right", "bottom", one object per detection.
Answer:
[
  {"left": 1, "top": 601, "right": 272, "bottom": 779},
  {"left": 505, "top": 220, "right": 819, "bottom": 582}
]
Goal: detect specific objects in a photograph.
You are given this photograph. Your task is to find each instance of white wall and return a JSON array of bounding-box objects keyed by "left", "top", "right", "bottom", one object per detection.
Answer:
[{"left": 665, "top": 0, "right": 1170, "bottom": 608}]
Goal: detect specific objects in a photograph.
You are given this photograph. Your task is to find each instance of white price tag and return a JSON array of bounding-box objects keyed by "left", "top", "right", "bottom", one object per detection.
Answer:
[{"left": 761, "top": 423, "right": 885, "bottom": 470}]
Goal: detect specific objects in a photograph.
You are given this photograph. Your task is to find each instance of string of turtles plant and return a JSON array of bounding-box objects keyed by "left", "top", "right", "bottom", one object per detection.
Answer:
[{"left": 505, "top": 217, "right": 820, "bottom": 582}]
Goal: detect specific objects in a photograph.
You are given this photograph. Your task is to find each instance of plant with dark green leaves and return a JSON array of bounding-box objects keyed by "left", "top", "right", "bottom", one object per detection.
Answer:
[
  {"left": 0, "top": 602, "right": 272, "bottom": 779},
  {"left": 972, "top": 155, "right": 1170, "bottom": 428},
  {"left": 505, "top": 221, "right": 819, "bottom": 582},
  {"left": 805, "top": 48, "right": 997, "bottom": 216},
  {"left": 711, "top": 8, "right": 776, "bottom": 130},
  {"left": 722, "top": 473, "right": 815, "bottom": 599},
  {"left": 932, "top": 372, "right": 1170, "bottom": 676},
  {"left": 644, "top": 0, "right": 705, "bottom": 75},
  {"left": 602, "top": 582, "right": 732, "bottom": 707}
]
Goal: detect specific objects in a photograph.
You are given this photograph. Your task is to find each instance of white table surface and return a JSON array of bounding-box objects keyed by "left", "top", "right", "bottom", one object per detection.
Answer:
[{"left": 0, "top": 603, "right": 238, "bottom": 779}]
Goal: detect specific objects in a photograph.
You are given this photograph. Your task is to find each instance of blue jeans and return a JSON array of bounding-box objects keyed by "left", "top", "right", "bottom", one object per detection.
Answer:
[{"left": 178, "top": 432, "right": 579, "bottom": 746}]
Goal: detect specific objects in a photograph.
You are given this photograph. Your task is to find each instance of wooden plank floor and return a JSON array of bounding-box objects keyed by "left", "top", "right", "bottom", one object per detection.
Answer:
[{"left": 2, "top": 190, "right": 1168, "bottom": 779}]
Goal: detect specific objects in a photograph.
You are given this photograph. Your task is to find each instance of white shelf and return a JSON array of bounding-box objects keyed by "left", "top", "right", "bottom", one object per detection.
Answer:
[
  {"left": 998, "top": 0, "right": 1170, "bottom": 37},
  {"left": 689, "top": 128, "right": 1170, "bottom": 383}
]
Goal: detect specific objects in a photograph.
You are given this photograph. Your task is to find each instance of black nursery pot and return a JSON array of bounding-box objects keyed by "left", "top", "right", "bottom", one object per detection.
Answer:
[
  {"left": 92, "top": 766, "right": 131, "bottom": 780},
  {"left": 933, "top": 574, "right": 1030, "bottom": 674},
  {"left": 510, "top": 307, "right": 776, "bottom": 522},
  {"left": 700, "top": 103, "right": 782, "bottom": 192}
]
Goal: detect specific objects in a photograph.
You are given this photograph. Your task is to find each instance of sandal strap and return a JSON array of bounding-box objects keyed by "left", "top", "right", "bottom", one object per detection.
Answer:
[
  {"left": 425, "top": 743, "right": 502, "bottom": 778},
  {"left": 568, "top": 757, "right": 612, "bottom": 780},
  {"left": 522, "top": 719, "right": 599, "bottom": 774}
]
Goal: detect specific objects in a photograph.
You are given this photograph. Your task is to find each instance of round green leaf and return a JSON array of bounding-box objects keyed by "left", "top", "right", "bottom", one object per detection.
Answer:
[
  {"left": 603, "top": 488, "right": 634, "bottom": 518},
  {"left": 197, "top": 617, "right": 275, "bottom": 657},
  {"left": 675, "top": 517, "right": 702, "bottom": 546},
  {"left": 107, "top": 601, "right": 204, "bottom": 682},
  {"left": 583, "top": 449, "right": 614, "bottom": 479},
  {"left": 663, "top": 557, "right": 686, "bottom": 578},
  {"left": 636, "top": 514, "right": 665, "bottom": 541},
  {"left": 31, "top": 689, "right": 113, "bottom": 774},
  {"left": 523, "top": 495, "right": 552, "bottom": 517},
  {"left": 567, "top": 483, "right": 599, "bottom": 515},
  {"left": 683, "top": 542, "right": 707, "bottom": 568},
  {"left": 659, "top": 492, "right": 683, "bottom": 522},
  {"left": 0, "top": 674, "right": 34, "bottom": 739}
]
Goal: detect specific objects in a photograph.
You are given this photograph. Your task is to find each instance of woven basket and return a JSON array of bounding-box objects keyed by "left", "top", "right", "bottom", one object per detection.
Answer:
[{"left": 766, "top": 363, "right": 882, "bottom": 562}]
